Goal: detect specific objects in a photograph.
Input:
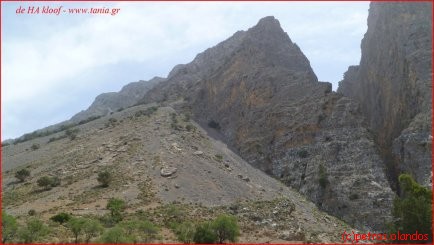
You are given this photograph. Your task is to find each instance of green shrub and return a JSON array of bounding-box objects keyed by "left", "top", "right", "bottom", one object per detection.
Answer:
[
  {"left": 107, "top": 198, "right": 126, "bottom": 223},
  {"left": 139, "top": 220, "right": 159, "bottom": 242},
  {"left": 50, "top": 212, "right": 71, "bottom": 224},
  {"left": 389, "top": 174, "right": 432, "bottom": 243},
  {"left": 37, "top": 176, "right": 61, "bottom": 190},
  {"left": 100, "top": 226, "right": 133, "bottom": 244},
  {"left": 193, "top": 222, "right": 217, "bottom": 244},
  {"left": 31, "top": 143, "right": 40, "bottom": 151},
  {"left": 186, "top": 124, "right": 195, "bottom": 132},
  {"left": 15, "top": 169, "right": 30, "bottom": 182},
  {"left": 212, "top": 214, "right": 240, "bottom": 243},
  {"left": 65, "top": 128, "right": 79, "bottom": 140},
  {"left": 50, "top": 176, "right": 61, "bottom": 187},
  {"left": 214, "top": 154, "right": 223, "bottom": 162},
  {"left": 175, "top": 221, "right": 195, "bottom": 244},
  {"left": 28, "top": 209, "right": 36, "bottom": 216},
  {"left": 37, "top": 176, "right": 53, "bottom": 190},
  {"left": 2, "top": 211, "right": 18, "bottom": 243},
  {"left": 162, "top": 204, "right": 186, "bottom": 227},
  {"left": 97, "top": 170, "right": 112, "bottom": 187}
]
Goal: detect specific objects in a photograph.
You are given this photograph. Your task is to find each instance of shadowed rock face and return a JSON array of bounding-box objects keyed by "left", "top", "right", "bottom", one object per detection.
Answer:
[
  {"left": 142, "top": 16, "right": 394, "bottom": 231},
  {"left": 338, "top": 2, "right": 432, "bottom": 187}
]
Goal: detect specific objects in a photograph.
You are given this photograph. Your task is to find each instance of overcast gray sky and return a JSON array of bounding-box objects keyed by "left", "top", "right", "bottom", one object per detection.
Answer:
[{"left": 2, "top": 1, "right": 370, "bottom": 140}]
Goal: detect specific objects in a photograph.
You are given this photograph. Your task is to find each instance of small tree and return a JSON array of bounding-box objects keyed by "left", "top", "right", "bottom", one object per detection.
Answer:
[
  {"left": 390, "top": 174, "right": 432, "bottom": 243},
  {"left": 82, "top": 218, "right": 104, "bottom": 243},
  {"left": 106, "top": 198, "right": 126, "bottom": 222},
  {"left": 97, "top": 170, "right": 112, "bottom": 187},
  {"left": 15, "top": 169, "right": 30, "bottom": 182},
  {"left": 37, "top": 176, "right": 53, "bottom": 190},
  {"left": 2, "top": 211, "right": 18, "bottom": 243},
  {"left": 193, "top": 222, "right": 217, "bottom": 244},
  {"left": 67, "top": 217, "right": 86, "bottom": 244},
  {"left": 18, "top": 218, "right": 50, "bottom": 243},
  {"left": 212, "top": 214, "right": 240, "bottom": 243}
]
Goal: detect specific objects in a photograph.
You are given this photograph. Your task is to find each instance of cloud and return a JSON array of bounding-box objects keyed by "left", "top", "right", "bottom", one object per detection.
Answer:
[{"left": 2, "top": 2, "right": 369, "bottom": 139}]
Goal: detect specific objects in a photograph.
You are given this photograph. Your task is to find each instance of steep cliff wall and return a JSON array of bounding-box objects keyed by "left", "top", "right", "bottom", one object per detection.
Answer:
[{"left": 338, "top": 2, "right": 432, "bottom": 187}]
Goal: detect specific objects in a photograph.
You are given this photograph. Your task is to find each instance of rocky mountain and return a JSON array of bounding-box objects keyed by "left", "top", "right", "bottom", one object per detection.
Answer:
[
  {"left": 140, "top": 16, "right": 395, "bottom": 231},
  {"left": 2, "top": 103, "right": 355, "bottom": 243},
  {"left": 338, "top": 2, "right": 432, "bottom": 187},
  {"left": 70, "top": 77, "right": 164, "bottom": 123}
]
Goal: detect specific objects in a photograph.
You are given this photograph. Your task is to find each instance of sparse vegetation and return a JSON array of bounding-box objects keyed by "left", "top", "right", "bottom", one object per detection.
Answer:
[
  {"left": 134, "top": 106, "right": 158, "bottom": 118},
  {"left": 47, "top": 135, "right": 67, "bottom": 143},
  {"left": 31, "top": 143, "right": 40, "bottom": 151},
  {"left": 13, "top": 115, "right": 101, "bottom": 145},
  {"left": 214, "top": 154, "right": 223, "bottom": 162},
  {"left": 186, "top": 124, "right": 195, "bottom": 132},
  {"left": 28, "top": 209, "right": 36, "bottom": 216},
  {"left": 15, "top": 169, "right": 30, "bottom": 182},
  {"left": 97, "top": 170, "right": 112, "bottom": 187},
  {"left": 65, "top": 128, "right": 79, "bottom": 140}
]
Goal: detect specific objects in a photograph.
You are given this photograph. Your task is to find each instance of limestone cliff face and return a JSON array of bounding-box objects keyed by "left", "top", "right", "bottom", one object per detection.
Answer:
[
  {"left": 338, "top": 2, "right": 432, "bottom": 187},
  {"left": 142, "top": 16, "right": 394, "bottom": 231},
  {"left": 71, "top": 77, "right": 163, "bottom": 122}
]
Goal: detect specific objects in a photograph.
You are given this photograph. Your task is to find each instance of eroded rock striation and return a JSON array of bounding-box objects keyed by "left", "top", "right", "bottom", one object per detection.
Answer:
[
  {"left": 141, "top": 16, "right": 394, "bottom": 231},
  {"left": 338, "top": 2, "right": 432, "bottom": 187}
]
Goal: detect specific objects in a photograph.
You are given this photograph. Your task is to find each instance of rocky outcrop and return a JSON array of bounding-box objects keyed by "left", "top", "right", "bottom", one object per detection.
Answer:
[
  {"left": 71, "top": 77, "right": 163, "bottom": 123},
  {"left": 338, "top": 2, "right": 432, "bottom": 187},
  {"left": 141, "top": 16, "right": 394, "bottom": 231}
]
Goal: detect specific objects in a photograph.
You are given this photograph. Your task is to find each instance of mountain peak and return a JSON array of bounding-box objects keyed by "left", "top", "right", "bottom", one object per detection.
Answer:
[{"left": 256, "top": 16, "right": 280, "bottom": 28}]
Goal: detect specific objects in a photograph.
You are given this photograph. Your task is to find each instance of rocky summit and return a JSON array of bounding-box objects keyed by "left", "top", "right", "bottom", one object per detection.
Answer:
[{"left": 2, "top": 2, "right": 431, "bottom": 243}]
